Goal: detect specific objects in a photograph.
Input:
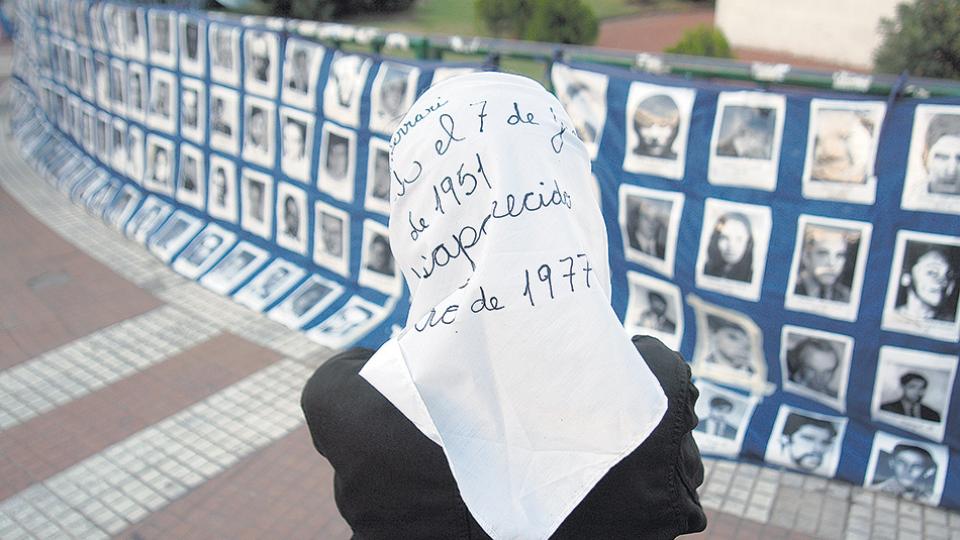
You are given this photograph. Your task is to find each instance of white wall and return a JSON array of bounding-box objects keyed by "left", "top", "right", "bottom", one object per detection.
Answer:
[{"left": 715, "top": 0, "right": 903, "bottom": 69}]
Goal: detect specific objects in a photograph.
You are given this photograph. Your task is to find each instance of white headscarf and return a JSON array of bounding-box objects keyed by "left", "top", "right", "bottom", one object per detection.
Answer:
[{"left": 360, "top": 72, "right": 668, "bottom": 539}]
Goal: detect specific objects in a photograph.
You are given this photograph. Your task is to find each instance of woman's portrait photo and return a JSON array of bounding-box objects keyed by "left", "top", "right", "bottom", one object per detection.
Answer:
[
  {"left": 622, "top": 82, "right": 696, "bottom": 180},
  {"left": 317, "top": 122, "right": 357, "bottom": 203},
  {"left": 780, "top": 325, "right": 853, "bottom": 412},
  {"left": 709, "top": 91, "right": 786, "bottom": 191},
  {"left": 551, "top": 63, "right": 609, "bottom": 160},
  {"left": 902, "top": 105, "right": 960, "bottom": 214},
  {"left": 323, "top": 52, "right": 371, "bottom": 128},
  {"left": 695, "top": 199, "right": 772, "bottom": 301},
  {"left": 275, "top": 182, "right": 308, "bottom": 255},
  {"left": 618, "top": 185, "right": 684, "bottom": 278},
  {"left": 369, "top": 62, "right": 419, "bottom": 135}
]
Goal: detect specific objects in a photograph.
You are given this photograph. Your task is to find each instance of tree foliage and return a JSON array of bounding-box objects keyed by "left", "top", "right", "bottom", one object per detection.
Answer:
[
  {"left": 285, "top": 0, "right": 415, "bottom": 20},
  {"left": 473, "top": 0, "right": 534, "bottom": 38},
  {"left": 475, "top": 0, "right": 597, "bottom": 45},
  {"left": 874, "top": 0, "right": 960, "bottom": 80},
  {"left": 664, "top": 24, "right": 732, "bottom": 58}
]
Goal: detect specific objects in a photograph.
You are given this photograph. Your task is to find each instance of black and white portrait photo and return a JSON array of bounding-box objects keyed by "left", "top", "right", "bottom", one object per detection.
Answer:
[
  {"left": 104, "top": 185, "right": 141, "bottom": 230},
  {"left": 180, "top": 78, "right": 205, "bottom": 144},
  {"left": 871, "top": 346, "right": 956, "bottom": 442},
  {"left": 359, "top": 219, "right": 400, "bottom": 295},
  {"left": 209, "top": 23, "right": 240, "bottom": 87},
  {"left": 143, "top": 135, "right": 175, "bottom": 196},
  {"left": 365, "top": 137, "right": 392, "bottom": 215},
  {"left": 108, "top": 59, "right": 125, "bottom": 110},
  {"left": 148, "top": 9, "right": 176, "bottom": 69},
  {"left": 242, "top": 97, "right": 276, "bottom": 168},
  {"left": 126, "top": 126, "right": 145, "bottom": 184},
  {"left": 882, "top": 231, "right": 960, "bottom": 342},
  {"left": 306, "top": 297, "right": 385, "bottom": 349},
  {"left": 622, "top": 82, "right": 696, "bottom": 180},
  {"left": 240, "top": 168, "right": 274, "bottom": 239},
  {"left": 802, "top": 99, "right": 885, "bottom": 204},
  {"left": 323, "top": 52, "right": 371, "bottom": 128},
  {"left": 623, "top": 271, "right": 683, "bottom": 350},
  {"left": 125, "top": 62, "right": 147, "bottom": 121},
  {"left": 550, "top": 63, "right": 608, "bottom": 160},
  {"left": 313, "top": 201, "right": 350, "bottom": 276},
  {"left": 275, "top": 182, "right": 308, "bottom": 255},
  {"left": 122, "top": 6, "right": 147, "bottom": 61},
  {"left": 618, "top": 185, "right": 684, "bottom": 278},
  {"left": 369, "top": 62, "right": 419, "bottom": 135},
  {"left": 691, "top": 380, "right": 757, "bottom": 457},
  {"left": 234, "top": 258, "right": 306, "bottom": 312},
  {"left": 281, "top": 38, "right": 324, "bottom": 110},
  {"left": 695, "top": 199, "right": 771, "bottom": 302},
  {"left": 126, "top": 196, "right": 171, "bottom": 245},
  {"left": 172, "top": 224, "right": 236, "bottom": 280},
  {"left": 179, "top": 15, "right": 205, "bottom": 77},
  {"left": 785, "top": 215, "right": 872, "bottom": 322},
  {"left": 689, "top": 295, "right": 771, "bottom": 393},
  {"left": 87, "top": 180, "right": 121, "bottom": 220},
  {"left": 243, "top": 30, "right": 280, "bottom": 98},
  {"left": 209, "top": 85, "right": 240, "bottom": 154},
  {"left": 864, "top": 431, "right": 947, "bottom": 505},
  {"left": 110, "top": 119, "right": 128, "bottom": 174},
  {"left": 199, "top": 241, "right": 269, "bottom": 295},
  {"left": 147, "top": 211, "right": 203, "bottom": 263},
  {"left": 901, "top": 105, "right": 960, "bottom": 215},
  {"left": 268, "top": 275, "right": 343, "bottom": 330},
  {"left": 317, "top": 122, "right": 357, "bottom": 203},
  {"left": 708, "top": 91, "right": 786, "bottom": 191},
  {"left": 207, "top": 155, "right": 238, "bottom": 223},
  {"left": 764, "top": 406, "right": 846, "bottom": 478},
  {"left": 279, "top": 106, "right": 314, "bottom": 183},
  {"left": 176, "top": 143, "right": 204, "bottom": 210},
  {"left": 94, "top": 54, "right": 110, "bottom": 109},
  {"left": 147, "top": 68, "right": 177, "bottom": 134},
  {"left": 780, "top": 326, "right": 852, "bottom": 412}
]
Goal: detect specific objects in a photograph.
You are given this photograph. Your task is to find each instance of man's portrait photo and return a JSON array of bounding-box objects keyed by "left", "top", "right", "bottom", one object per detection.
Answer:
[
  {"left": 108, "top": 60, "right": 125, "bottom": 108},
  {"left": 280, "top": 107, "right": 314, "bottom": 183},
  {"left": 709, "top": 91, "right": 785, "bottom": 191},
  {"left": 690, "top": 295, "right": 770, "bottom": 393},
  {"left": 268, "top": 275, "right": 342, "bottom": 330},
  {"left": 209, "top": 23, "right": 240, "bottom": 86},
  {"left": 179, "top": 15, "right": 204, "bottom": 76},
  {"left": 780, "top": 326, "right": 852, "bottom": 411},
  {"left": 359, "top": 219, "right": 401, "bottom": 295},
  {"left": 624, "top": 271, "right": 683, "bottom": 350},
  {"left": 786, "top": 216, "right": 872, "bottom": 322},
  {"left": 695, "top": 396, "right": 738, "bottom": 440},
  {"left": 126, "top": 197, "right": 171, "bottom": 243},
  {"left": 276, "top": 182, "right": 308, "bottom": 255},
  {"left": 242, "top": 98, "right": 275, "bottom": 167},
  {"left": 306, "top": 297, "right": 384, "bottom": 350},
  {"left": 148, "top": 9, "right": 175, "bottom": 68},
  {"left": 200, "top": 242, "right": 268, "bottom": 295},
  {"left": 234, "top": 259, "right": 305, "bottom": 312},
  {"left": 551, "top": 63, "right": 609, "bottom": 160},
  {"left": 244, "top": 30, "right": 279, "bottom": 98},
  {"left": 370, "top": 62, "right": 419, "bottom": 135},
  {"left": 126, "top": 126, "right": 144, "bottom": 183},
  {"left": 365, "top": 138, "right": 392, "bottom": 215},
  {"left": 172, "top": 225, "right": 235, "bottom": 280},
  {"left": 323, "top": 52, "right": 371, "bottom": 127},
  {"left": 702, "top": 315, "right": 754, "bottom": 375},
  {"left": 882, "top": 231, "right": 960, "bottom": 342},
  {"left": 281, "top": 39, "right": 323, "bottom": 110},
  {"left": 176, "top": 144, "right": 204, "bottom": 210},
  {"left": 126, "top": 63, "right": 146, "bottom": 120},
  {"left": 902, "top": 105, "right": 960, "bottom": 214},
  {"left": 691, "top": 380, "right": 757, "bottom": 457},
  {"left": 209, "top": 86, "right": 239, "bottom": 154},
  {"left": 314, "top": 202, "right": 350, "bottom": 276},
  {"left": 619, "top": 185, "right": 684, "bottom": 278},
  {"left": 148, "top": 211, "right": 202, "bottom": 263},
  {"left": 865, "top": 432, "right": 947, "bottom": 505},
  {"left": 802, "top": 99, "right": 885, "bottom": 204},
  {"left": 622, "top": 82, "right": 695, "bottom": 180},
  {"left": 318, "top": 123, "right": 356, "bottom": 203},
  {"left": 765, "top": 407, "right": 845, "bottom": 477},
  {"left": 241, "top": 169, "right": 274, "bottom": 239},
  {"left": 147, "top": 69, "right": 177, "bottom": 134},
  {"left": 121, "top": 6, "right": 146, "bottom": 60},
  {"left": 871, "top": 346, "right": 956, "bottom": 442},
  {"left": 144, "top": 135, "right": 174, "bottom": 195},
  {"left": 696, "top": 199, "right": 771, "bottom": 301},
  {"left": 180, "top": 79, "right": 205, "bottom": 143}
]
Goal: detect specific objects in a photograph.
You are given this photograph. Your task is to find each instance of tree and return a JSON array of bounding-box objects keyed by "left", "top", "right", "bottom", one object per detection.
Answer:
[
  {"left": 664, "top": 24, "right": 732, "bottom": 58},
  {"left": 474, "top": 0, "right": 534, "bottom": 39},
  {"left": 874, "top": 0, "right": 960, "bottom": 79},
  {"left": 522, "top": 0, "right": 598, "bottom": 45}
]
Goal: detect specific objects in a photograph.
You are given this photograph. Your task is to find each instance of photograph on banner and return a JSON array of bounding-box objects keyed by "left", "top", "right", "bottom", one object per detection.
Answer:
[
  {"left": 369, "top": 61, "right": 420, "bottom": 135},
  {"left": 209, "top": 22, "right": 241, "bottom": 87},
  {"left": 126, "top": 62, "right": 147, "bottom": 122},
  {"left": 234, "top": 258, "right": 306, "bottom": 312},
  {"left": 281, "top": 38, "right": 324, "bottom": 111},
  {"left": 695, "top": 198, "right": 771, "bottom": 302},
  {"left": 126, "top": 126, "right": 144, "bottom": 183},
  {"left": 870, "top": 346, "right": 956, "bottom": 442},
  {"left": 209, "top": 85, "right": 240, "bottom": 155},
  {"left": 708, "top": 91, "right": 786, "bottom": 191},
  {"left": 780, "top": 325, "right": 852, "bottom": 412},
  {"left": 764, "top": 405, "right": 846, "bottom": 478},
  {"left": 785, "top": 215, "right": 872, "bottom": 322},
  {"left": 275, "top": 181, "right": 309, "bottom": 255},
  {"left": 180, "top": 77, "right": 205, "bottom": 144},
  {"left": 123, "top": 6, "right": 147, "bottom": 61},
  {"left": 171, "top": 224, "right": 237, "bottom": 280},
  {"left": 207, "top": 154, "right": 238, "bottom": 223},
  {"left": 317, "top": 122, "right": 357, "bottom": 203},
  {"left": 881, "top": 230, "right": 960, "bottom": 342},
  {"left": 110, "top": 118, "right": 127, "bottom": 173},
  {"left": 323, "top": 51, "right": 372, "bottom": 128},
  {"left": 688, "top": 294, "right": 772, "bottom": 394},
  {"left": 902, "top": 104, "right": 960, "bottom": 214},
  {"left": 692, "top": 379, "right": 758, "bottom": 457},
  {"left": 623, "top": 81, "right": 696, "bottom": 180},
  {"left": 802, "top": 99, "right": 885, "bottom": 204},
  {"left": 243, "top": 30, "right": 280, "bottom": 98},
  {"left": 179, "top": 14, "right": 205, "bottom": 77},
  {"left": 268, "top": 274, "right": 344, "bottom": 330},
  {"left": 313, "top": 200, "right": 350, "bottom": 277},
  {"left": 65, "top": 42, "right": 78, "bottom": 91},
  {"left": 365, "top": 137, "right": 392, "bottom": 215},
  {"left": 240, "top": 167, "right": 274, "bottom": 239},
  {"left": 147, "top": 210, "right": 203, "bottom": 263},
  {"left": 68, "top": 96, "right": 82, "bottom": 141},
  {"left": 77, "top": 171, "right": 110, "bottom": 209},
  {"left": 279, "top": 106, "right": 315, "bottom": 183},
  {"left": 73, "top": 2, "right": 89, "bottom": 44},
  {"left": 864, "top": 431, "right": 948, "bottom": 505},
  {"left": 623, "top": 271, "right": 683, "bottom": 350},
  {"left": 95, "top": 112, "right": 111, "bottom": 167},
  {"left": 618, "top": 184, "right": 684, "bottom": 278},
  {"left": 148, "top": 9, "right": 176, "bottom": 69},
  {"left": 200, "top": 241, "right": 270, "bottom": 295},
  {"left": 551, "top": 63, "right": 608, "bottom": 160},
  {"left": 87, "top": 180, "right": 121, "bottom": 219},
  {"left": 108, "top": 58, "right": 125, "bottom": 111},
  {"left": 306, "top": 296, "right": 390, "bottom": 348},
  {"left": 147, "top": 68, "right": 177, "bottom": 134},
  {"left": 104, "top": 185, "right": 142, "bottom": 230},
  {"left": 101, "top": 4, "right": 122, "bottom": 54},
  {"left": 80, "top": 51, "right": 96, "bottom": 101},
  {"left": 176, "top": 143, "right": 205, "bottom": 210},
  {"left": 143, "top": 134, "right": 175, "bottom": 196},
  {"left": 242, "top": 96, "right": 276, "bottom": 169},
  {"left": 94, "top": 54, "right": 110, "bottom": 109},
  {"left": 359, "top": 219, "right": 401, "bottom": 295}
]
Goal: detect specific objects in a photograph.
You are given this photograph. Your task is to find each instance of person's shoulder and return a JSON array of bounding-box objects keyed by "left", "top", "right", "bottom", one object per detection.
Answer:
[
  {"left": 630, "top": 334, "right": 689, "bottom": 394},
  {"left": 301, "top": 348, "right": 375, "bottom": 408}
]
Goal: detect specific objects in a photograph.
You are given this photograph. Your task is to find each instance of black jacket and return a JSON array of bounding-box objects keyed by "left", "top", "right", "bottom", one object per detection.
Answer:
[{"left": 301, "top": 335, "right": 707, "bottom": 539}]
